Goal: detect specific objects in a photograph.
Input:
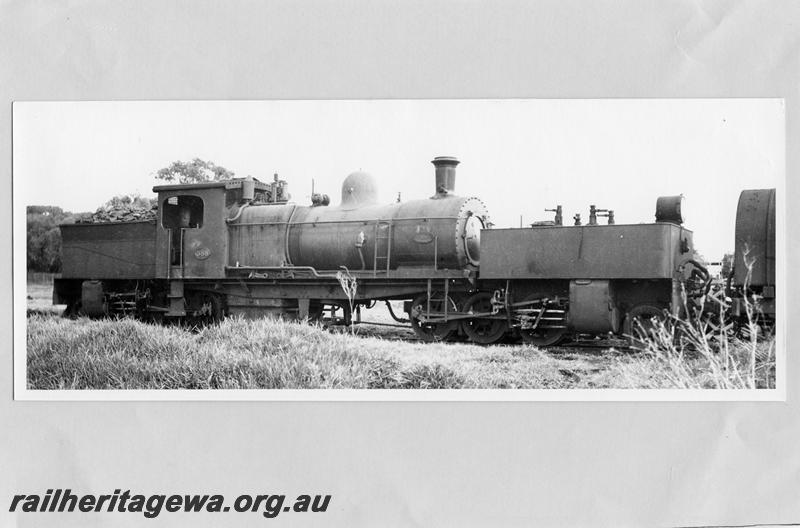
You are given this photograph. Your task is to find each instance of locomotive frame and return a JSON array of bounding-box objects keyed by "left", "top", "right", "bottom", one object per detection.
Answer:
[{"left": 53, "top": 157, "right": 772, "bottom": 347}]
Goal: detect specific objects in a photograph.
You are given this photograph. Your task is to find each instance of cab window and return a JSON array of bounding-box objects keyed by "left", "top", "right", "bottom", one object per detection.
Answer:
[{"left": 162, "top": 195, "right": 204, "bottom": 229}]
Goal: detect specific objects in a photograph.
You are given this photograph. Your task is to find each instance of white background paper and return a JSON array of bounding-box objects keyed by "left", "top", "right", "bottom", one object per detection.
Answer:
[{"left": 2, "top": 1, "right": 799, "bottom": 526}]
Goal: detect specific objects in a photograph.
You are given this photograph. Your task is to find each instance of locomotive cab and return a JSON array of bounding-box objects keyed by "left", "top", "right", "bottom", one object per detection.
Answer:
[
  {"left": 153, "top": 178, "right": 278, "bottom": 280},
  {"left": 154, "top": 184, "right": 225, "bottom": 279},
  {"left": 149, "top": 178, "right": 279, "bottom": 318}
]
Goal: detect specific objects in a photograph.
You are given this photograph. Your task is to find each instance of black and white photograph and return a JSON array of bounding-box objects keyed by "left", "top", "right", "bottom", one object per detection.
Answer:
[
  {"left": 4, "top": 1, "right": 800, "bottom": 527},
  {"left": 15, "top": 98, "right": 782, "bottom": 397}
]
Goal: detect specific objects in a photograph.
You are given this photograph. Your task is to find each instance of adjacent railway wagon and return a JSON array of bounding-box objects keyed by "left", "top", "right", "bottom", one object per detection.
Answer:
[
  {"left": 53, "top": 157, "right": 774, "bottom": 346},
  {"left": 727, "top": 188, "right": 776, "bottom": 324}
]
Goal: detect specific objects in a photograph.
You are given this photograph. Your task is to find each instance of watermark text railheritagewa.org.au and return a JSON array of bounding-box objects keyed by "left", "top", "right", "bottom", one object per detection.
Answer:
[{"left": 9, "top": 489, "right": 331, "bottom": 519}]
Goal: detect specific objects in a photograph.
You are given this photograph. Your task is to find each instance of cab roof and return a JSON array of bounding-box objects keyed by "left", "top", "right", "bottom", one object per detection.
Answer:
[{"left": 152, "top": 177, "right": 269, "bottom": 193}]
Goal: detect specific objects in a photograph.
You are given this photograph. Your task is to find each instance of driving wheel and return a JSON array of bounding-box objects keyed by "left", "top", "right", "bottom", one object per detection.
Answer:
[
  {"left": 409, "top": 292, "right": 459, "bottom": 342},
  {"left": 461, "top": 292, "right": 507, "bottom": 345},
  {"left": 518, "top": 294, "right": 567, "bottom": 347}
]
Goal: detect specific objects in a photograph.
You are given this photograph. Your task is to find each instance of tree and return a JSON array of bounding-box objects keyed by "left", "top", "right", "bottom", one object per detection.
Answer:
[
  {"left": 27, "top": 206, "right": 71, "bottom": 272},
  {"left": 103, "top": 193, "right": 156, "bottom": 209},
  {"left": 155, "top": 158, "right": 235, "bottom": 184}
]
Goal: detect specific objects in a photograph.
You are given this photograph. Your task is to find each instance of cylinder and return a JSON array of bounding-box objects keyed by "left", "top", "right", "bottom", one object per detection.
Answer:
[{"left": 432, "top": 157, "right": 459, "bottom": 196}]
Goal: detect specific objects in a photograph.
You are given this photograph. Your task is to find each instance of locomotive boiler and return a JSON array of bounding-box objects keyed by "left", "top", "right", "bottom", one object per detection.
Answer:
[{"left": 227, "top": 157, "right": 488, "bottom": 273}]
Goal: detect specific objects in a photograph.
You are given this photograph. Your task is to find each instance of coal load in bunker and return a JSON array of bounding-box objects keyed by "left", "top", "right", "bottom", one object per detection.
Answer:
[
  {"left": 53, "top": 157, "right": 776, "bottom": 346},
  {"left": 76, "top": 202, "right": 158, "bottom": 224}
]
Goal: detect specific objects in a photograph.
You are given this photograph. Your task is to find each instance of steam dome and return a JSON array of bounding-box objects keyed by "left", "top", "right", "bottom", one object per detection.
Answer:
[{"left": 341, "top": 171, "right": 379, "bottom": 209}]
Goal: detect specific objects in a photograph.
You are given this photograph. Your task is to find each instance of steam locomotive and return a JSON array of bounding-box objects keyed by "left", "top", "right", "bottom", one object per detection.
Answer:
[{"left": 52, "top": 157, "right": 776, "bottom": 346}]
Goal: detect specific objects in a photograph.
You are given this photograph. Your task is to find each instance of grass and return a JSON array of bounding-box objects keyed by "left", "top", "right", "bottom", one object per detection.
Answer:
[
  {"left": 603, "top": 284, "right": 776, "bottom": 389},
  {"left": 605, "top": 333, "right": 775, "bottom": 389},
  {"left": 27, "top": 315, "right": 624, "bottom": 390}
]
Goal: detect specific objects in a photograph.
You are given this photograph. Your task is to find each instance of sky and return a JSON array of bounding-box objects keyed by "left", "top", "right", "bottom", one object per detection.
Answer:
[{"left": 13, "top": 99, "right": 783, "bottom": 261}]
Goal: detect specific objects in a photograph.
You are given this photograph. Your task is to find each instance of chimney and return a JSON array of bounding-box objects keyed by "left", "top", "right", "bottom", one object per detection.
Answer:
[{"left": 432, "top": 156, "right": 459, "bottom": 197}]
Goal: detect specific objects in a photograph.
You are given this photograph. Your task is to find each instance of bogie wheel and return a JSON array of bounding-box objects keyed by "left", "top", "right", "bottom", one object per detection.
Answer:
[
  {"left": 307, "top": 301, "right": 325, "bottom": 325},
  {"left": 62, "top": 300, "right": 82, "bottom": 319},
  {"left": 409, "top": 293, "right": 459, "bottom": 342},
  {"left": 325, "top": 303, "right": 352, "bottom": 326},
  {"left": 520, "top": 326, "right": 566, "bottom": 347},
  {"left": 623, "top": 304, "right": 667, "bottom": 349},
  {"left": 193, "top": 293, "right": 225, "bottom": 325},
  {"left": 461, "top": 292, "right": 507, "bottom": 345}
]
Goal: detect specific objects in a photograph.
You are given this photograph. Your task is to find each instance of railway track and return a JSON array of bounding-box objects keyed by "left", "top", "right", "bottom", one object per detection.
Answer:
[{"left": 341, "top": 317, "right": 637, "bottom": 353}]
